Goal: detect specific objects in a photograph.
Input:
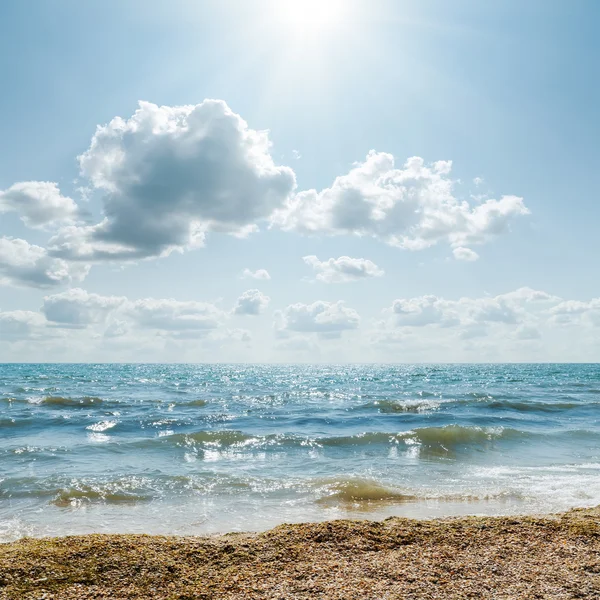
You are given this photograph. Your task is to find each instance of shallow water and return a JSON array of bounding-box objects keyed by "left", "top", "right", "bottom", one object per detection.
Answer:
[{"left": 1, "top": 363, "right": 599, "bottom": 541}]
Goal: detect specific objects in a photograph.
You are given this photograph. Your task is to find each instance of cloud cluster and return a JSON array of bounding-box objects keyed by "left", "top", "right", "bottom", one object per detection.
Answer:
[
  {"left": 42, "top": 288, "right": 126, "bottom": 327},
  {"left": 1, "top": 282, "right": 599, "bottom": 361},
  {"left": 125, "top": 298, "right": 226, "bottom": 334},
  {"left": 49, "top": 100, "right": 296, "bottom": 261},
  {"left": 40, "top": 288, "right": 226, "bottom": 333},
  {"left": 0, "top": 237, "right": 88, "bottom": 289},
  {"left": 550, "top": 299, "right": 600, "bottom": 326},
  {"left": 302, "top": 255, "right": 384, "bottom": 283},
  {"left": 0, "top": 182, "right": 78, "bottom": 229},
  {"left": 379, "top": 287, "right": 562, "bottom": 344},
  {"left": 273, "top": 152, "right": 529, "bottom": 255},
  {"left": 0, "top": 98, "right": 531, "bottom": 311},
  {"left": 275, "top": 300, "right": 360, "bottom": 335},
  {"left": 0, "top": 310, "right": 48, "bottom": 340},
  {"left": 233, "top": 289, "right": 271, "bottom": 315}
]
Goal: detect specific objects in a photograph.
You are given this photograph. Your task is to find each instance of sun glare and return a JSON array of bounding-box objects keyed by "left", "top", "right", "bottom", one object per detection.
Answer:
[{"left": 274, "top": 0, "right": 346, "bottom": 34}]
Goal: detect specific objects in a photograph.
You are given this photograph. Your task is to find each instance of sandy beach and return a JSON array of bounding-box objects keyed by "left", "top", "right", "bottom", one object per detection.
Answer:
[{"left": 1, "top": 507, "right": 599, "bottom": 599}]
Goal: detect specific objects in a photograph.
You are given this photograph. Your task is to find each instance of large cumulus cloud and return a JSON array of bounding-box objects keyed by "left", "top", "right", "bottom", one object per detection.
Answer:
[
  {"left": 50, "top": 100, "right": 296, "bottom": 261},
  {"left": 0, "top": 99, "right": 531, "bottom": 289},
  {"left": 273, "top": 151, "right": 529, "bottom": 254}
]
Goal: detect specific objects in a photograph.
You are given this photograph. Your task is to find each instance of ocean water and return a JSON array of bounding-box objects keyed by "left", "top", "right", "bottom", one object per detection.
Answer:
[{"left": 1, "top": 363, "right": 600, "bottom": 542}]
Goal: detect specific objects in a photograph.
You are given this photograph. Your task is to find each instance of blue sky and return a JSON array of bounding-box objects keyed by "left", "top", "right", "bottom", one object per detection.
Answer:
[{"left": 0, "top": 0, "right": 598, "bottom": 362}]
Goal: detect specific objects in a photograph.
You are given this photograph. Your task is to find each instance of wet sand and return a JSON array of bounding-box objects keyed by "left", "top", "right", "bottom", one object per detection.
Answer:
[{"left": 1, "top": 507, "right": 600, "bottom": 599}]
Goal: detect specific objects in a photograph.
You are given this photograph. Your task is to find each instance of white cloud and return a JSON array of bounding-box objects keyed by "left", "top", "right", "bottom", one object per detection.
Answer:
[
  {"left": 275, "top": 300, "right": 360, "bottom": 334},
  {"left": 241, "top": 268, "right": 271, "bottom": 280},
  {"left": 302, "top": 255, "right": 384, "bottom": 283},
  {"left": 385, "top": 287, "right": 560, "bottom": 331},
  {"left": 0, "top": 310, "right": 47, "bottom": 340},
  {"left": 233, "top": 289, "right": 270, "bottom": 315},
  {"left": 273, "top": 152, "right": 529, "bottom": 253},
  {"left": 452, "top": 247, "right": 479, "bottom": 262},
  {"left": 42, "top": 288, "right": 126, "bottom": 328},
  {"left": 103, "top": 319, "right": 129, "bottom": 338},
  {"left": 50, "top": 100, "right": 296, "bottom": 261},
  {"left": 0, "top": 181, "right": 78, "bottom": 229},
  {"left": 0, "top": 237, "right": 89, "bottom": 289},
  {"left": 549, "top": 299, "right": 600, "bottom": 326},
  {"left": 367, "top": 287, "right": 582, "bottom": 359},
  {"left": 3, "top": 283, "right": 600, "bottom": 361},
  {"left": 391, "top": 295, "right": 461, "bottom": 327},
  {"left": 19, "top": 102, "right": 529, "bottom": 270},
  {"left": 40, "top": 289, "right": 228, "bottom": 336},
  {"left": 125, "top": 298, "right": 226, "bottom": 332}
]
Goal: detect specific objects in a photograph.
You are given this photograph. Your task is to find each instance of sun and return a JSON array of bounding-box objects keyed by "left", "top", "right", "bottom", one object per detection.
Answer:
[{"left": 274, "top": 0, "right": 346, "bottom": 34}]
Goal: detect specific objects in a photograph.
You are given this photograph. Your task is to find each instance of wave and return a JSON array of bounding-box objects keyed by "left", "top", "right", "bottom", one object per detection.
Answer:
[
  {"left": 313, "top": 477, "right": 527, "bottom": 507},
  {"left": 401, "top": 425, "right": 522, "bottom": 448},
  {"left": 318, "top": 426, "right": 521, "bottom": 448},
  {"left": 315, "top": 478, "right": 418, "bottom": 505},
  {"left": 86, "top": 420, "right": 117, "bottom": 432},
  {"left": 169, "top": 429, "right": 252, "bottom": 446},
  {"left": 360, "top": 395, "right": 596, "bottom": 414},
  {"left": 0, "top": 418, "right": 29, "bottom": 429},
  {"left": 28, "top": 396, "right": 104, "bottom": 407},
  {"left": 1, "top": 473, "right": 261, "bottom": 505},
  {"left": 360, "top": 399, "right": 441, "bottom": 413},
  {"left": 185, "top": 399, "right": 208, "bottom": 407},
  {"left": 319, "top": 432, "right": 406, "bottom": 446},
  {"left": 51, "top": 486, "right": 151, "bottom": 507},
  {"left": 487, "top": 400, "right": 587, "bottom": 412},
  {"left": 102, "top": 424, "right": 599, "bottom": 457},
  {"left": 130, "top": 429, "right": 256, "bottom": 450}
]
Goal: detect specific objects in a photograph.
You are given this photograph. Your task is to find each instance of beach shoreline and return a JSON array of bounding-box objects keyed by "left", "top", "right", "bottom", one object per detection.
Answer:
[{"left": 1, "top": 507, "right": 599, "bottom": 599}]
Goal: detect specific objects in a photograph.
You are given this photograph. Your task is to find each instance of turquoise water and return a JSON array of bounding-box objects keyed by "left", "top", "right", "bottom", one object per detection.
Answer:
[{"left": 1, "top": 363, "right": 600, "bottom": 541}]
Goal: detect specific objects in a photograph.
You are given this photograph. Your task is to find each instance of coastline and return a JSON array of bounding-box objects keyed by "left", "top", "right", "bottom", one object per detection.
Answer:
[{"left": 1, "top": 507, "right": 599, "bottom": 599}]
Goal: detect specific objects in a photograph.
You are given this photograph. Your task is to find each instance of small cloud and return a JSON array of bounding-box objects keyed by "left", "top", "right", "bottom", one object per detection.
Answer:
[
  {"left": 302, "top": 255, "right": 384, "bottom": 283},
  {"left": 241, "top": 268, "right": 271, "bottom": 281},
  {"left": 233, "top": 289, "right": 271, "bottom": 316},
  {"left": 292, "top": 149, "right": 302, "bottom": 160},
  {"left": 275, "top": 300, "right": 360, "bottom": 334},
  {"left": 452, "top": 247, "right": 479, "bottom": 262}
]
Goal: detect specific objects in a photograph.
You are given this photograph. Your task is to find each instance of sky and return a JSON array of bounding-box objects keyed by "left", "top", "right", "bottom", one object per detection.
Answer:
[{"left": 0, "top": 0, "right": 599, "bottom": 362}]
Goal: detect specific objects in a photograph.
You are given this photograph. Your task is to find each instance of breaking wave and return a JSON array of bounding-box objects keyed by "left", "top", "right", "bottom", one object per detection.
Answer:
[
  {"left": 315, "top": 478, "right": 418, "bottom": 505},
  {"left": 28, "top": 395, "right": 104, "bottom": 407},
  {"left": 401, "top": 425, "right": 521, "bottom": 447},
  {"left": 51, "top": 486, "right": 151, "bottom": 507},
  {"left": 359, "top": 399, "right": 441, "bottom": 413}
]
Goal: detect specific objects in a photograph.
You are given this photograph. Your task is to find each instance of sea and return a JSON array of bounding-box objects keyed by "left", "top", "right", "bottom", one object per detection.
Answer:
[{"left": 1, "top": 363, "right": 599, "bottom": 542}]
